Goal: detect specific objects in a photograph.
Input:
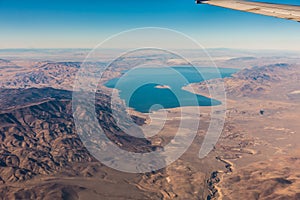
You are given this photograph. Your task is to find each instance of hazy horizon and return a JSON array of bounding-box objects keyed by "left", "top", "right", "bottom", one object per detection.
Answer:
[{"left": 1, "top": 0, "right": 300, "bottom": 50}]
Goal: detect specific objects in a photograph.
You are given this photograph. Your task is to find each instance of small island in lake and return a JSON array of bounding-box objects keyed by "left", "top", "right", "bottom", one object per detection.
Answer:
[{"left": 154, "top": 85, "right": 171, "bottom": 89}]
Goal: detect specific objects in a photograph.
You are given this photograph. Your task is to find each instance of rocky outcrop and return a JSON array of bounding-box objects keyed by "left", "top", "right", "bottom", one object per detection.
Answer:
[{"left": 0, "top": 88, "right": 152, "bottom": 184}]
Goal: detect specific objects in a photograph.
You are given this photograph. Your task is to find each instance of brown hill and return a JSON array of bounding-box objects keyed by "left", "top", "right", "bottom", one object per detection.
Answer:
[
  {"left": 0, "top": 62, "right": 81, "bottom": 89},
  {"left": 189, "top": 63, "right": 300, "bottom": 100},
  {"left": 0, "top": 88, "right": 161, "bottom": 199}
]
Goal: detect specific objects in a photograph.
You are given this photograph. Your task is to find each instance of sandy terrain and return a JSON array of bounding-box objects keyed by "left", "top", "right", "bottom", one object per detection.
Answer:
[{"left": 0, "top": 52, "right": 300, "bottom": 199}]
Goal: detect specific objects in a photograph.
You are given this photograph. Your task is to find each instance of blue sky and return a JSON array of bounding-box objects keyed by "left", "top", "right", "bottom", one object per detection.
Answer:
[{"left": 0, "top": 0, "right": 300, "bottom": 50}]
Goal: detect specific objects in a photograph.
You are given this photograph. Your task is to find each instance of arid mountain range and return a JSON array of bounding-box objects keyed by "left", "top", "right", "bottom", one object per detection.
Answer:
[{"left": 0, "top": 53, "right": 299, "bottom": 199}]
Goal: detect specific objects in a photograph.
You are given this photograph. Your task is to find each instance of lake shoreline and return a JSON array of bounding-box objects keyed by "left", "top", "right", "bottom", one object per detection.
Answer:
[{"left": 104, "top": 66, "right": 238, "bottom": 113}]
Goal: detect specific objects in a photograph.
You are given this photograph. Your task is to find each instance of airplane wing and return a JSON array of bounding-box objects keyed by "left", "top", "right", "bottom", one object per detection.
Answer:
[{"left": 196, "top": 0, "right": 300, "bottom": 22}]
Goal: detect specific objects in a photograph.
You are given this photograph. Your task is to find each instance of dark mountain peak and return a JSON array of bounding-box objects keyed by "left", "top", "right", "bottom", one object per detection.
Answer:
[{"left": 0, "top": 88, "right": 153, "bottom": 184}]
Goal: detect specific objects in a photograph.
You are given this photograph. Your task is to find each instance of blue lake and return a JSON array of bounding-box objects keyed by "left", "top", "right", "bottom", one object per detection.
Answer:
[{"left": 105, "top": 66, "right": 238, "bottom": 113}]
